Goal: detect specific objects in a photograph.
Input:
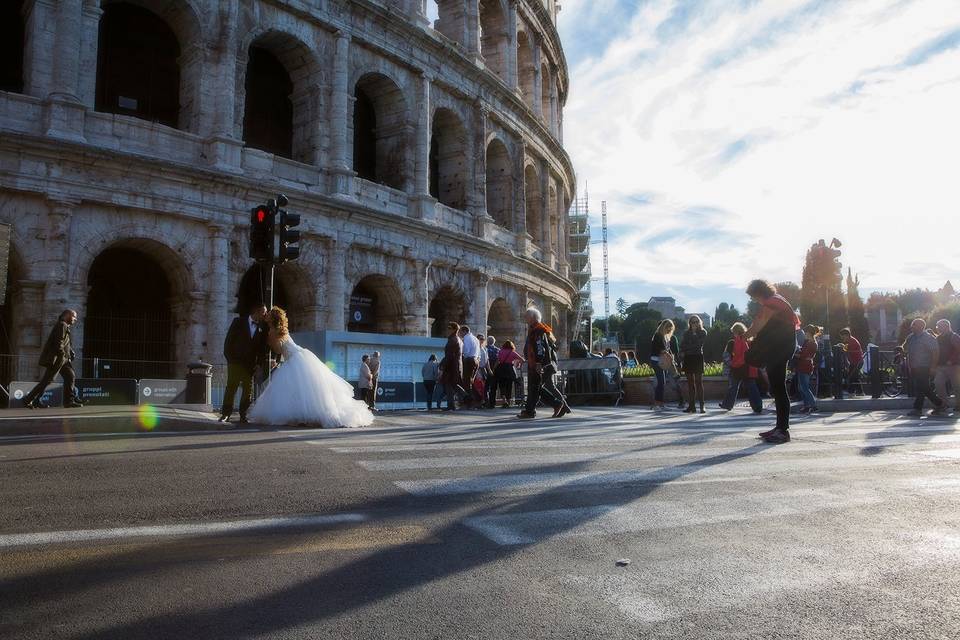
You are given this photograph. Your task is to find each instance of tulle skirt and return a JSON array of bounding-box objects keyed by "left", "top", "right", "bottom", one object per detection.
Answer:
[{"left": 248, "top": 349, "right": 374, "bottom": 428}]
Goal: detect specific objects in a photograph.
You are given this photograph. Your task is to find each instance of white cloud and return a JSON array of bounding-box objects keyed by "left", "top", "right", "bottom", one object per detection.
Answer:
[{"left": 559, "top": 0, "right": 960, "bottom": 312}]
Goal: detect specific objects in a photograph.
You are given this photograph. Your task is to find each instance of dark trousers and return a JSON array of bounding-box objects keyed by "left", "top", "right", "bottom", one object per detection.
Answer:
[
  {"left": 370, "top": 376, "right": 379, "bottom": 409},
  {"left": 722, "top": 374, "right": 763, "bottom": 412},
  {"left": 221, "top": 363, "right": 253, "bottom": 417},
  {"left": 462, "top": 358, "right": 479, "bottom": 404},
  {"left": 485, "top": 373, "right": 498, "bottom": 406},
  {"left": 768, "top": 358, "right": 791, "bottom": 430},
  {"left": 423, "top": 380, "right": 436, "bottom": 408},
  {"left": 652, "top": 362, "right": 667, "bottom": 402},
  {"left": 911, "top": 367, "right": 942, "bottom": 411},
  {"left": 444, "top": 382, "right": 459, "bottom": 410},
  {"left": 25, "top": 360, "right": 76, "bottom": 406},
  {"left": 524, "top": 369, "right": 563, "bottom": 415}
]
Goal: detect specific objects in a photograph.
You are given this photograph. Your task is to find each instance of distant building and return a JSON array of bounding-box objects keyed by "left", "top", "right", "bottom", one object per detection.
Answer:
[{"left": 648, "top": 297, "right": 681, "bottom": 320}]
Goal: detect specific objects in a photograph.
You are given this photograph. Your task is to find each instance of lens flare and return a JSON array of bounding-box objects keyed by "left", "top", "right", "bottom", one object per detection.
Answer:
[
  {"left": 325, "top": 361, "right": 337, "bottom": 372},
  {"left": 138, "top": 404, "right": 159, "bottom": 430}
]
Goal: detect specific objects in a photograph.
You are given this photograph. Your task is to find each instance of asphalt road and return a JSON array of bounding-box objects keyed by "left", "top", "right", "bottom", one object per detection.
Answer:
[{"left": 2, "top": 406, "right": 960, "bottom": 639}]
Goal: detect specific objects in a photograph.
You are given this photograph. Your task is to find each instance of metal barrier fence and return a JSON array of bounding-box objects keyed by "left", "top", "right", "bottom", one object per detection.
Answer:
[
  {"left": 557, "top": 358, "right": 624, "bottom": 406},
  {"left": 817, "top": 346, "right": 906, "bottom": 400}
]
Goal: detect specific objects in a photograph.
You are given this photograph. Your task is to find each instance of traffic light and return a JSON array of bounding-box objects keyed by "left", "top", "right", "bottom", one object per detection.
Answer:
[
  {"left": 276, "top": 208, "right": 301, "bottom": 263},
  {"left": 249, "top": 205, "right": 274, "bottom": 263}
]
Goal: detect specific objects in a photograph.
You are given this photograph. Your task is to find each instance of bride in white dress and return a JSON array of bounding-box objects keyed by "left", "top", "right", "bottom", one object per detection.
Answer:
[{"left": 248, "top": 307, "right": 374, "bottom": 428}]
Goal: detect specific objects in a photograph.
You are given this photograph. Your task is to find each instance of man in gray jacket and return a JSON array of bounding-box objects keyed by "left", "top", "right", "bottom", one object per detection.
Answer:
[{"left": 903, "top": 318, "right": 945, "bottom": 417}]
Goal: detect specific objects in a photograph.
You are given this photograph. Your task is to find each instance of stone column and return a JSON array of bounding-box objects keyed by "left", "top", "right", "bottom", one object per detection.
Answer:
[
  {"left": 532, "top": 44, "right": 543, "bottom": 119},
  {"left": 329, "top": 32, "right": 355, "bottom": 199},
  {"left": 538, "top": 160, "right": 551, "bottom": 251},
  {"left": 18, "top": 281, "right": 47, "bottom": 378},
  {"left": 409, "top": 72, "right": 436, "bottom": 219},
  {"left": 44, "top": 0, "right": 86, "bottom": 141},
  {"left": 410, "top": 259, "right": 430, "bottom": 335},
  {"left": 326, "top": 239, "right": 348, "bottom": 331},
  {"left": 507, "top": 2, "right": 519, "bottom": 90},
  {"left": 471, "top": 103, "right": 490, "bottom": 222},
  {"left": 472, "top": 272, "right": 490, "bottom": 335},
  {"left": 207, "top": 223, "right": 231, "bottom": 367},
  {"left": 205, "top": 3, "right": 244, "bottom": 172},
  {"left": 23, "top": 0, "right": 57, "bottom": 98},
  {"left": 465, "top": 0, "right": 482, "bottom": 59},
  {"left": 78, "top": 0, "right": 103, "bottom": 108},
  {"left": 184, "top": 291, "right": 208, "bottom": 363},
  {"left": 548, "top": 69, "right": 559, "bottom": 135}
]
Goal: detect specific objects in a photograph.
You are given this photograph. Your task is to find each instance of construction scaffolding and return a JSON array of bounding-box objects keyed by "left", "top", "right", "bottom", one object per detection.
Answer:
[{"left": 568, "top": 189, "right": 593, "bottom": 342}]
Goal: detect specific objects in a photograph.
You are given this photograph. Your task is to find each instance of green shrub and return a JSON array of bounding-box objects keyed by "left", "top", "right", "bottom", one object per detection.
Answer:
[{"left": 623, "top": 362, "right": 725, "bottom": 378}]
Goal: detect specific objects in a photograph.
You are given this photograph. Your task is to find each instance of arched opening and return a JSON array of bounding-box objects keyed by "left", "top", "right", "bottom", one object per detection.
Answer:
[
  {"left": 0, "top": 245, "right": 24, "bottom": 387},
  {"left": 429, "top": 286, "right": 467, "bottom": 338},
  {"left": 348, "top": 275, "right": 404, "bottom": 334},
  {"left": 517, "top": 30, "right": 536, "bottom": 111},
  {"left": 487, "top": 298, "right": 515, "bottom": 347},
  {"left": 485, "top": 138, "right": 513, "bottom": 229},
  {"left": 352, "top": 73, "right": 408, "bottom": 190},
  {"left": 479, "top": 0, "right": 508, "bottom": 82},
  {"left": 243, "top": 45, "right": 294, "bottom": 159},
  {"left": 235, "top": 264, "right": 290, "bottom": 317},
  {"left": 83, "top": 246, "right": 177, "bottom": 379},
  {"left": 524, "top": 165, "right": 542, "bottom": 244},
  {"left": 430, "top": 108, "right": 467, "bottom": 210},
  {"left": 95, "top": 2, "right": 181, "bottom": 128},
  {"left": 0, "top": 0, "right": 25, "bottom": 94},
  {"left": 541, "top": 63, "right": 552, "bottom": 124}
]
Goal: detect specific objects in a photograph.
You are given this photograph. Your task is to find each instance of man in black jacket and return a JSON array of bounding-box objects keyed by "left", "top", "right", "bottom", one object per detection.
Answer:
[
  {"left": 220, "top": 303, "right": 268, "bottom": 424},
  {"left": 24, "top": 309, "right": 82, "bottom": 409}
]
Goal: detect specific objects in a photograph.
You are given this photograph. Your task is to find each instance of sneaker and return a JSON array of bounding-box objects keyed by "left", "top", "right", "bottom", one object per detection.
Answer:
[
  {"left": 930, "top": 407, "right": 948, "bottom": 417},
  {"left": 762, "top": 428, "right": 791, "bottom": 444}
]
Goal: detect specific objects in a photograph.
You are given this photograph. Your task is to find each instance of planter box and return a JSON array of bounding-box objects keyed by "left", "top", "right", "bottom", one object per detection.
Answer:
[{"left": 623, "top": 376, "right": 730, "bottom": 406}]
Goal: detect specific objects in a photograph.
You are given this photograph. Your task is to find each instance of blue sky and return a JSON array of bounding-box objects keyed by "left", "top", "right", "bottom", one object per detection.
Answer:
[{"left": 556, "top": 0, "right": 960, "bottom": 318}]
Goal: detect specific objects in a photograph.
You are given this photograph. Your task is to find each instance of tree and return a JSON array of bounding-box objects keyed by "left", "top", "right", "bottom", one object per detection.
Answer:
[
  {"left": 845, "top": 268, "right": 871, "bottom": 343},
  {"left": 799, "top": 239, "right": 844, "bottom": 337},
  {"left": 703, "top": 322, "right": 732, "bottom": 363},
  {"left": 615, "top": 297, "right": 628, "bottom": 318},
  {"left": 714, "top": 302, "right": 742, "bottom": 326},
  {"left": 620, "top": 304, "right": 662, "bottom": 360},
  {"left": 895, "top": 288, "right": 937, "bottom": 316}
]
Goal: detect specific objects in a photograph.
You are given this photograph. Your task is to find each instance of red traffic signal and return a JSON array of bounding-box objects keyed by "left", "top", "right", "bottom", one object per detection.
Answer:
[{"left": 249, "top": 205, "right": 275, "bottom": 262}]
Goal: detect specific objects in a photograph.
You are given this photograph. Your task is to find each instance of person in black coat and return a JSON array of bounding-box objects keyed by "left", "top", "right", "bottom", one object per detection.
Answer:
[
  {"left": 23, "top": 309, "right": 82, "bottom": 409},
  {"left": 219, "top": 303, "right": 268, "bottom": 423}
]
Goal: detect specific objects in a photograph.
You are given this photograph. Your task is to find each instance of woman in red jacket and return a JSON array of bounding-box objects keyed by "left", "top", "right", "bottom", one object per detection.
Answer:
[
  {"left": 796, "top": 325, "right": 822, "bottom": 413},
  {"left": 720, "top": 322, "right": 763, "bottom": 413}
]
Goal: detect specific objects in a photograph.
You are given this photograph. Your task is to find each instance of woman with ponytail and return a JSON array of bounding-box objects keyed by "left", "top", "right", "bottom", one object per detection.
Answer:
[{"left": 796, "top": 324, "right": 822, "bottom": 414}]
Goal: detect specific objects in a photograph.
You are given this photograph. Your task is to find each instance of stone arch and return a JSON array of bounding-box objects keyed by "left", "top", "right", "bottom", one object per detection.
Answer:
[
  {"left": 485, "top": 137, "right": 513, "bottom": 230},
  {"left": 524, "top": 163, "right": 543, "bottom": 245},
  {"left": 81, "top": 238, "right": 194, "bottom": 379},
  {"left": 429, "top": 1, "right": 466, "bottom": 47},
  {"left": 516, "top": 28, "right": 536, "bottom": 111},
  {"left": 352, "top": 72, "right": 410, "bottom": 191},
  {"left": 240, "top": 30, "right": 322, "bottom": 163},
  {"left": 0, "top": 0, "right": 25, "bottom": 94},
  {"left": 487, "top": 297, "right": 516, "bottom": 347},
  {"left": 430, "top": 107, "right": 467, "bottom": 210},
  {"left": 429, "top": 284, "right": 468, "bottom": 338},
  {"left": 95, "top": 2, "right": 186, "bottom": 129},
  {"left": 349, "top": 274, "right": 406, "bottom": 334},
  {"left": 234, "top": 260, "right": 316, "bottom": 332},
  {"left": 479, "top": 0, "right": 509, "bottom": 83},
  {"left": 0, "top": 244, "right": 27, "bottom": 384}
]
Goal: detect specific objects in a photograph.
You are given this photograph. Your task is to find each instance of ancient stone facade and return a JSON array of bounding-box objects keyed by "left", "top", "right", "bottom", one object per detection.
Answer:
[{"left": 0, "top": 0, "right": 576, "bottom": 380}]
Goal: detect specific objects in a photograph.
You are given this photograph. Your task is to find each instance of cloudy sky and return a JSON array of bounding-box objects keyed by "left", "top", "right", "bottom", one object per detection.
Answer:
[{"left": 555, "top": 0, "right": 960, "bottom": 318}]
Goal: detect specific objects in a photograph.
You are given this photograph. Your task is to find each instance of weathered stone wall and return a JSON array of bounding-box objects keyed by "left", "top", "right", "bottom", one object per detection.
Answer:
[{"left": 0, "top": 0, "right": 576, "bottom": 377}]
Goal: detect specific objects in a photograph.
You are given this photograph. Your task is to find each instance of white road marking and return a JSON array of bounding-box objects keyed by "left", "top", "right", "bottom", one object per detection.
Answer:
[
  {"left": 463, "top": 490, "right": 885, "bottom": 545},
  {"left": 0, "top": 513, "right": 369, "bottom": 549},
  {"left": 917, "top": 448, "right": 960, "bottom": 459},
  {"left": 358, "top": 444, "right": 840, "bottom": 471},
  {"left": 0, "top": 429, "right": 261, "bottom": 443},
  {"left": 395, "top": 454, "right": 927, "bottom": 497}
]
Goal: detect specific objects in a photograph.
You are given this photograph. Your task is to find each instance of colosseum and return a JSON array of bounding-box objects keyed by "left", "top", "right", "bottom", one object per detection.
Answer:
[{"left": 0, "top": 0, "right": 579, "bottom": 390}]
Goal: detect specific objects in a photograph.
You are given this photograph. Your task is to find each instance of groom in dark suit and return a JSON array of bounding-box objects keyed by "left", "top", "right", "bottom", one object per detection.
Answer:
[{"left": 220, "top": 303, "right": 268, "bottom": 424}]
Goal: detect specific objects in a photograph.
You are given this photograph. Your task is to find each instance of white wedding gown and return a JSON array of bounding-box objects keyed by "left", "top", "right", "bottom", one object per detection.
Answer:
[{"left": 248, "top": 336, "right": 374, "bottom": 428}]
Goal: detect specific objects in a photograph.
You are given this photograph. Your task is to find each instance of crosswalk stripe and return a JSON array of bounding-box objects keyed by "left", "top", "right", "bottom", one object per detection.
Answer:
[
  {"left": 462, "top": 489, "right": 886, "bottom": 545},
  {"left": 394, "top": 454, "right": 921, "bottom": 497},
  {"left": 358, "top": 444, "right": 839, "bottom": 471}
]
